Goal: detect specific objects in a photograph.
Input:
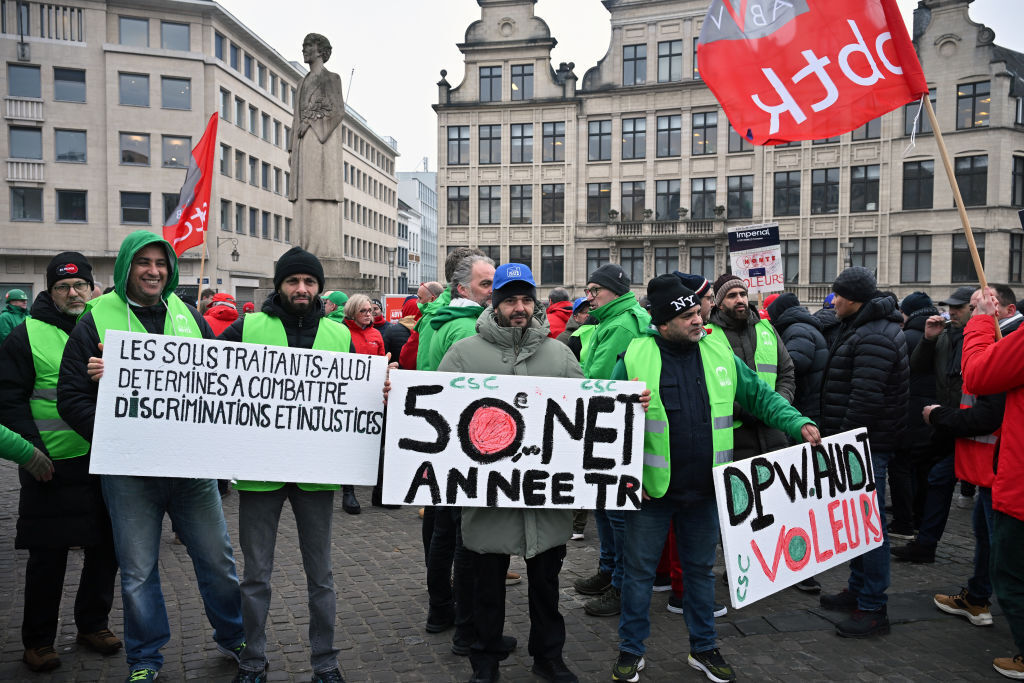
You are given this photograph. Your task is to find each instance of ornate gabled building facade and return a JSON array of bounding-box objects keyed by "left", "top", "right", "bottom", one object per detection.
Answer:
[{"left": 435, "top": 0, "right": 1024, "bottom": 303}]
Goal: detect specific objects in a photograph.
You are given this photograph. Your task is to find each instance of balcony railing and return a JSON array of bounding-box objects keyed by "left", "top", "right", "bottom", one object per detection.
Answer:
[
  {"left": 7, "top": 159, "right": 45, "bottom": 183},
  {"left": 5, "top": 97, "right": 44, "bottom": 122},
  {"left": 610, "top": 219, "right": 721, "bottom": 238}
]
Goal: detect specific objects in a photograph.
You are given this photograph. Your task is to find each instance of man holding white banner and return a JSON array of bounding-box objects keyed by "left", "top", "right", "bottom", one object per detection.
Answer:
[
  {"left": 218, "top": 246, "right": 352, "bottom": 683},
  {"left": 437, "top": 263, "right": 583, "bottom": 683},
  {"left": 610, "top": 275, "right": 819, "bottom": 683},
  {"left": 56, "top": 231, "right": 244, "bottom": 683}
]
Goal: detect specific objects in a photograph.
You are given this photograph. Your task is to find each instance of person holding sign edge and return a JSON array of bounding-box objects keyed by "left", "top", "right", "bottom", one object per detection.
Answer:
[
  {"left": 218, "top": 246, "right": 354, "bottom": 683},
  {"left": 610, "top": 274, "right": 819, "bottom": 683},
  {"left": 56, "top": 231, "right": 245, "bottom": 683}
]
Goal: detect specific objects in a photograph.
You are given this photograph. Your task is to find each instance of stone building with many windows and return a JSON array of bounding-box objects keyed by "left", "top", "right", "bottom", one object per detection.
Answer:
[
  {"left": 2, "top": 0, "right": 398, "bottom": 303},
  {"left": 435, "top": 0, "right": 1024, "bottom": 303}
]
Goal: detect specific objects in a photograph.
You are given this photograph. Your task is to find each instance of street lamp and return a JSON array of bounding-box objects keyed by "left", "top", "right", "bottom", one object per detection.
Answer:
[
  {"left": 217, "top": 237, "right": 240, "bottom": 263},
  {"left": 385, "top": 247, "right": 397, "bottom": 294}
]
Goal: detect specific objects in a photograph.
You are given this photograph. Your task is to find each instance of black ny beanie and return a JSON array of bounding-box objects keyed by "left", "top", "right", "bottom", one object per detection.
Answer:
[
  {"left": 274, "top": 246, "right": 325, "bottom": 292},
  {"left": 647, "top": 274, "right": 699, "bottom": 325},
  {"left": 832, "top": 266, "right": 876, "bottom": 303},
  {"left": 46, "top": 252, "right": 94, "bottom": 290},
  {"left": 588, "top": 264, "right": 631, "bottom": 296}
]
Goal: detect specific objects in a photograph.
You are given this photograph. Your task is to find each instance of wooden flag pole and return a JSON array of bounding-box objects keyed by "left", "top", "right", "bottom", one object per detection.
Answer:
[{"left": 922, "top": 96, "right": 1000, "bottom": 338}]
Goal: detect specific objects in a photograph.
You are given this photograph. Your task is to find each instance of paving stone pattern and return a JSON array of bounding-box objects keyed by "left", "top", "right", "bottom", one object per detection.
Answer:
[{"left": 0, "top": 463, "right": 1014, "bottom": 681}]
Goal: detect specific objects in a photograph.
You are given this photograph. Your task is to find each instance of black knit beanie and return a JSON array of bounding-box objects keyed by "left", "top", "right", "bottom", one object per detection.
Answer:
[
  {"left": 832, "top": 266, "right": 876, "bottom": 303},
  {"left": 274, "top": 246, "right": 325, "bottom": 292},
  {"left": 900, "top": 291, "right": 932, "bottom": 315},
  {"left": 46, "top": 252, "right": 94, "bottom": 290},
  {"left": 588, "top": 264, "right": 631, "bottom": 296},
  {"left": 647, "top": 274, "right": 699, "bottom": 325},
  {"left": 767, "top": 292, "right": 801, "bottom": 321}
]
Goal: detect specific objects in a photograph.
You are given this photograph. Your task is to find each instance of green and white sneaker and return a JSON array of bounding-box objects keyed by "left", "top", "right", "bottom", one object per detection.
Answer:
[
  {"left": 687, "top": 648, "right": 736, "bottom": 683},
  {"left": 611, "top": 651, "right": 645, "bottom": 682}
]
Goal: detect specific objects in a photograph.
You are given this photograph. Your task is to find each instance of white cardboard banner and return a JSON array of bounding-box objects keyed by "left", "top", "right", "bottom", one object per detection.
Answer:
[
  {"left": 381, "top": 370, "right": 646, "bottom": 509},
  {"left": 727, "top": 222, "right": 784, "bottom": 295},
  {"left": 714, "top": 429, "right": 883, "bottom": 608},
  {"left": 90, "top": 330, "right": 387, "bottom": 484}
]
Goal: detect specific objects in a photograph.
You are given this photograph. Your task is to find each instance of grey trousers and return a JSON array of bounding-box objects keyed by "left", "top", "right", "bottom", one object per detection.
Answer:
[{"left": 237, "top": 486, "right": 339, "bottom": 673}]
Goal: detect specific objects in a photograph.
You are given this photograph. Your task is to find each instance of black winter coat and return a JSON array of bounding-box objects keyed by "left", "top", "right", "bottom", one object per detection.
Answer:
[
  {"left": 771, "top": 305, "right": 827, "bottom": 420},
  {"left": 901, "top": 306, "right": 939, "bottom": 448},
  {"left": 0, "top": 292, "right": 112, "bottom": 548},
  {"left": 820, "top": 296, "right": 909, "bottom": 452},
  {"left": 382, "top": 320, "right": 413, "bottom": 363}
]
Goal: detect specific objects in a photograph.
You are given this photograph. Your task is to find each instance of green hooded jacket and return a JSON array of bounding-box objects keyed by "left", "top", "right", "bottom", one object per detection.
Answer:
[
  {"left": 0, "top": 421, "right": 35, "bottom": 465},
  {"left": 0, "top": 303, "right": 31, "bottom": 344},
  {"left": 414, "top": 288, "right": 452, "bottom": 369},
  {"left": 582, "top": 292, "right": 651, "bottom": 380},
  {"left": 423, "top": 299, "right": 482, "bottom": 372}
]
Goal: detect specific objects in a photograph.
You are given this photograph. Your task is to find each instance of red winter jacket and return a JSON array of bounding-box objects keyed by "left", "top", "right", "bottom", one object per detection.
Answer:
[
  {"left": 204, "top": 305, "right": 238, "bottom": 337},
  {"left": 962, "top": 314, "right": 1024, "bottom": 521},
  {"left": 344, "top": 318, "right": 385, "bottom": 356},
  {"left": 546, "top": 301, "right": 573, "bottom": 339}
]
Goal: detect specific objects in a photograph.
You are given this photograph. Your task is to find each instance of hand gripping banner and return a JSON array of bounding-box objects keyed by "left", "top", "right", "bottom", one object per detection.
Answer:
[{"left": 697, "top": 0, "right": 928, "bottom": 145}]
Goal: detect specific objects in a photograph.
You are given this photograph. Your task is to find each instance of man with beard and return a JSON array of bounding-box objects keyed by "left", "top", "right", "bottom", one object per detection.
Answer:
[
  {"left": 610, "top": 275, "right": 819, "bottom": 683},
  {"left": 219, "top": 246, "right": 353, "bottom": 683},
  {"left": 706, "top": 274, "right": 796, "bottom": 461},
  {"left": 57, "top": 232, "right": 245, "bottom": 682},
  {"left": 437, "top": 263, "right": 584, "bottom": 683},
  {"left": 0, "top": 253, "right": 121, "bottom": 672}
]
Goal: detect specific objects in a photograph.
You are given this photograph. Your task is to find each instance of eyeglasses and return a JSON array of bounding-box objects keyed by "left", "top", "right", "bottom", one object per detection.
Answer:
[
  {"left": 583, "top": 286, "right": 604, "bottom": 297},
  {"left": 358, "top": 307, "right": 373, "bottom": 314},
  {"left": 52, "top": 282, "right": 91, "bottom": 295}
]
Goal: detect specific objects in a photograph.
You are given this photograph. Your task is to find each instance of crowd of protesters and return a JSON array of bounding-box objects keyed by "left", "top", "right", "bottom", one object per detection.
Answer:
[{"left": 0, "top": 232, "right": 1022, "bottom": 682}]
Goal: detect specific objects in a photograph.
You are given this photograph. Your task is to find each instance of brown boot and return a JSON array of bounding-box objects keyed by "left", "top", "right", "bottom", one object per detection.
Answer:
[
  {"left": 23, "top": 646, "right": 60, "bottom": 672},
  {"left": 76, "top": 629, "right": 123, "bottom": 655}
]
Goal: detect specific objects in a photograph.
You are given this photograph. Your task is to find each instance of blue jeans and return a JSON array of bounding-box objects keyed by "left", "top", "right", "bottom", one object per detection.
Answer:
[
  {"left": 847, "top": 450, "right": 891, "bottom": 611},
  {"left": 619, "top": 498, "right": 719, "bottom": 655},
  {"left": 101, "top": 475, "right": 244, "bottom": 672},
  {"left": 595, "top": 510, "right": 625, "bottom": 588},
  {"left": 967, "top": 487, "right": 994, "bottom": 603},
  {"left": 916, "top": 453, "right": 956, "bottom": 547}
]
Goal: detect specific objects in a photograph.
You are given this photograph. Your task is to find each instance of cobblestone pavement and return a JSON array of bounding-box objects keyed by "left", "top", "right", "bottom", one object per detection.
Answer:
[{"left": 0, "top": 463, "right": 1015, "bottom": 682}]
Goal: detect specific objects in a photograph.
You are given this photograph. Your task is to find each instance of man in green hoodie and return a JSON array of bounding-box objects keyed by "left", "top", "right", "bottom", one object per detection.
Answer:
[
  {"left": 415, "top": 247, "right": 482, "bottom": 370},
  {"left": 574, "top": 264, "right": 651, "bottom": 618},
  {"left": 424, "top": 254, "right": 495, "bottom": 372},
  {"left": 57, "top": 231, "right": 245, "bottom": 683},
  {"left": 0, "top": 288, "right": 31, "bottom": 343}
]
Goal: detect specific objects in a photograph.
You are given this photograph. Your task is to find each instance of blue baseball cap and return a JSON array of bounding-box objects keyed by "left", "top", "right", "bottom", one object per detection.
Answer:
[
  {"left": 822, "top": 292, "right": 835, "bottom": 309},
  {"left": 572, "top": 296, "right": 589, "bottom": 314},
  {"left": 492, "top": 263, "right": 536, "bottom": 291}
]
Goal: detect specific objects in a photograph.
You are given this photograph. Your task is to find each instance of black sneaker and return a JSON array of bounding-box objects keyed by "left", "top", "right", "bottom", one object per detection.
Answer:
[
  {"left": 217, "top": 640, "right": 246, "bottom": 663},
  {"left": 425, "top": 608, "right": 455, "bottom": 633},
  {"left": 887, "top": 521, "right": 915, "bottom": 541},
  {"left": 311, "top": 668, "right": 345, "bottom": 683},
  {"left": 451, "top": 635, "right": 517, "bottom": 657},
  {"left": 835, "top": 608, "right": 890, "bottom": 638},
  {"left": 468, "top": 662, "right": 500, "bottom": 683},
  {"left": 232, "top": 669, "right": 266, "bottom": 683},
  {"left": 652, "top": 573, "right": 671, "bottom": 592},
  {"left": 891, "top": 541, "right": 936, "bottom": 563},
  {"left": 687, "top": 648, "right": 736, "bottom": 682},
  {"left": 611, "top": 651, "right": 645, "bottom": 682},
  {"left": 341, "top": 488, "right": 360, "bottom": 515},
  {"left": 574, "top": 570, "right": 612, "bottom": 595},
  {"left": 666, "top": 595, "right": 727, "bottom": 617},
  {"left": 531, "top": 657, "right": 578, "bottom": 683},
  {"left": 820, "top": 589, "right": 858, "bottom": 612},
  {"left": 584, "top": 586, "right": 621, "bottom": 617},
  {"left": 793, "top": 577, "right": 821, "bottom": 593}
]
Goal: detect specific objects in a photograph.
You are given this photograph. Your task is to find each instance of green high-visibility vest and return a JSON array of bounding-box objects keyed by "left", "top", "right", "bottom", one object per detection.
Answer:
[
  {"left": 25, "top": 318, "right": 90, "bottom": 460},
  {"left": 234, "top": 313, "right": 352, "bottom": 493},
  {"left": 704, "top": 318, "right": 779, "bottom": 389},
  {"left": 570, "top": 324, "right": 596, "bottom": 364},
  {"left": 87, "top": 292, "right": 202, "bottom": 343},
  {"left": 623, "top": 335, "right": 737, "bottom": 499}
]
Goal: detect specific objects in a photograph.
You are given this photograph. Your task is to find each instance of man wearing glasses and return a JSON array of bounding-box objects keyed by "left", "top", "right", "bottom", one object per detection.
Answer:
[
  {"left": 573, "top": 264, "right": 651, "bottom": 618},
  {"left": 0, "top": 253, "right": 121, "bottom": 672}
]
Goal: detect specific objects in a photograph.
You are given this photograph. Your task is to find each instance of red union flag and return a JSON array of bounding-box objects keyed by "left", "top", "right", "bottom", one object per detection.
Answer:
[
  {"left": 163, "top": 113, "right": 218, "bottom": 256},
  {"left": 697, "top": 0, "right": 928, "bottom": 145}
]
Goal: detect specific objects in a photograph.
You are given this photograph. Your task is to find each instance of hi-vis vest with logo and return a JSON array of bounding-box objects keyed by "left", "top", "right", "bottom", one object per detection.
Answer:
[
  {"left": 235, "top": 313, "right": 352, "bottom": 493},
  {"left": 955, "top": 391, "right": 998, "bottom": 488},
  {"left": 570, "top": 324, "right": 597, "bottom": 364},
  {"left": 623, "top": 335, "right": 737, "bottom": 499},
  {"left": 704, "top": 318, "right": 778, "bottom": 389},
  {"left": 25, "top": 318, "right": 90, "bottom": 460},
  {"left": 87, "top": 292, "right": 201, "bottom": 343}
]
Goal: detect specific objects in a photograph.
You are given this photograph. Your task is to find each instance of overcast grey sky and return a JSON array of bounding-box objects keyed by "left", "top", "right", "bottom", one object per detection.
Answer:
[{"left": 218, "top": 0, "right": 1024, "bottom": 172}]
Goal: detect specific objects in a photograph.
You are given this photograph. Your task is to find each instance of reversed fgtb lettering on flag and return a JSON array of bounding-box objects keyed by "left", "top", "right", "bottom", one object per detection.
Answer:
[
  {"left": 163, "top": 114, "right": 219, "bottom": 256},
  {"left": 697, "top": 0, "right": 928, "bottom": 145}
]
